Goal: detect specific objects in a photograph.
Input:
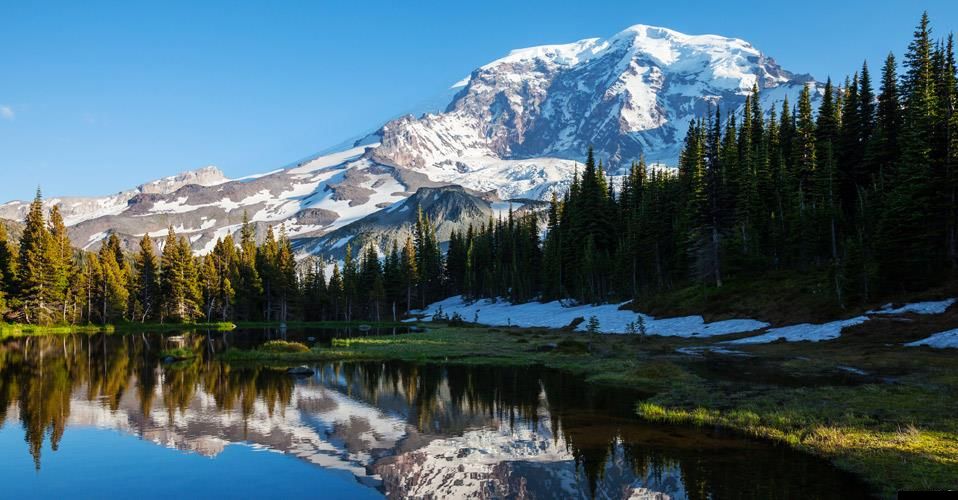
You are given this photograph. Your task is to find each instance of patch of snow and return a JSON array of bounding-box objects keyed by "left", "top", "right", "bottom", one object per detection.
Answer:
[
  {"left": 725, "top": 316, "right": 868, "bottom": 345},
  {"left": 836, "top": 365, "right": 868, "bottom": 376},
  {"left": 330, "top": 235, "right": 354, "bottom": 250},
  {"left": 867, "top": 299, "right": 956, "bottom": 316},
  {"left": 151, "top": 196, "right": 197, "bottom": 214},
  {"left": 414, "top": 296, "right": 767, "bottom": 337},
  {"left": 82, "top": 231, "right": 110, "bottom": 250},
  {"left": 728, "top": 297, "right": 957, "bottom": 344},
  {"left": 287, "top": 144, "right": 377, "bottom": 175},
  {"left": 675, "top": 346, "right": 751, "bottom": 357},
  {"left": 905, "top": 328, "right": 958, "bottom": 349}
]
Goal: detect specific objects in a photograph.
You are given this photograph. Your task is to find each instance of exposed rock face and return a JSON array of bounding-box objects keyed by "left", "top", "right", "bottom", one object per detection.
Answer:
[
  {"left": 297, "top": 185, "right": 546, "bottom": 259},
  {"left": 0, "top": 24, "right": 818, "bottom": 258}
]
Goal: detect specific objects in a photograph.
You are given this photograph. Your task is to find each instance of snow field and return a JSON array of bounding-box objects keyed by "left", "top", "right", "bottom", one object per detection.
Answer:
[
  {"left": 415, "top": 295, "right": 768, "bottom": 337},
  {"left": 905, "top": 328, "right": 958, "bottom": 349},
  {"left": 415, "top": 295, "right": 957, "bottom": 344}
]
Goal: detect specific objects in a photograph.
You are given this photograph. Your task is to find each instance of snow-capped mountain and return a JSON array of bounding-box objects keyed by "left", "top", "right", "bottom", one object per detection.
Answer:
[
  {"left": 369, "top": 24, "right": 815, "bottom": 170},
  {"left": 0, "top": 24, "right": 818, "bottom": 256}
]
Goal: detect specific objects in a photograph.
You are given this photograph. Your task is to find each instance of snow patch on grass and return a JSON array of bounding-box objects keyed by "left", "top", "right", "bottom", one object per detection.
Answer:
[
  {"left": 905, "top": 328, "right": 958, "bottom": 349},
  {"left": 414, "top": 296, "right": 768, "bottom": 337},
  {"left": 727, "top": 298, "right": 957, "bottom": 344},
  {"left": 725, "top": 316, "right": 869, "bottom": 345},
  {"left": 867, "top": 298, "right": 956, "bottom": 316}
]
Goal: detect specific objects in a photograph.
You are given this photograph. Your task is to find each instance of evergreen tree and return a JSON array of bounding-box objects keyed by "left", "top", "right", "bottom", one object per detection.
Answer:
[
  {"left": 880, "top": 12, "right": 941, "bottom": 289},
  {"left": 18, "top": 189, "right": 52, "bottom": 324},
  {"left": 46, "top": 205, "right": 73, "bottom": 322},
  {"left": 96, "top": 234, "right": 129, "bottom": 324},
  {"left": 132, "top": 234, "right": 160, "bottom": 322}
]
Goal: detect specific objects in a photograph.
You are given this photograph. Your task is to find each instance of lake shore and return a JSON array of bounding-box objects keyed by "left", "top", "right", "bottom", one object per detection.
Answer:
[
  {"left": 0, "top": 321, "right": 238, "bottom": 337},
  {"left": 0, "top": 319, "right": 413, "bottom": 338},
  {"left": 220, "top": 316, "right": 958, "bottom": 498}
]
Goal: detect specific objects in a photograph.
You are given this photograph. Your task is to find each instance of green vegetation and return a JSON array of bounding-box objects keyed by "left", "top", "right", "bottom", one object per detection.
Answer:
[
  {"left": 219, "top": 320, "right": 958, "bottom": 497},
  {"left": 232, "top": 320, "right": 406, "bottom": 329},
  {"left": 260, "top": 340, "right": 309, "bottom": 353},
  {"left": 0, "top": 321, "right": 235, "bottom": 338}
]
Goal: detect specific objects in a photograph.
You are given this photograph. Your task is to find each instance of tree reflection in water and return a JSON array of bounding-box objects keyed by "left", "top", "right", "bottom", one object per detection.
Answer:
[{"left": 0, "top": 331, "right": 869, "bottom": 499}]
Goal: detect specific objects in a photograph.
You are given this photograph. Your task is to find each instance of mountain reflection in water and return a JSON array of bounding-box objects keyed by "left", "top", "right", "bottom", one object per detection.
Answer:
[{"left": 0, "top": 331, "right": 870, "bottom": 499}]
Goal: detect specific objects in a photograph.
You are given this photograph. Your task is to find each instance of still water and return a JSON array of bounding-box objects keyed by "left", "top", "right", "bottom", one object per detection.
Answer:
[{"left": 0, "top": 330, "right": 871, "bottom": 499}]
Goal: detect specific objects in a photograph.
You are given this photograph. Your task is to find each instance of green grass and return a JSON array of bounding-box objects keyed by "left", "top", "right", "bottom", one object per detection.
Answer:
[
  {"left": 233, "top": 320, "right": 408, "bottom": 329},
  {"left": 217, "top": 321, "right": 958, "bottom": 497},
  {"left": 260, "top": 340, "right": 310, "bottom": 353},
  {"left": 0, "top": 321, "right": 236, "bottom": 338}
]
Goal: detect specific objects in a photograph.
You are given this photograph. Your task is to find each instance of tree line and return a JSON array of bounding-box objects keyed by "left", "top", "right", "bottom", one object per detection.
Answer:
[
  {"left": 0, "top": 192, "right": 447, "bottom": 324},
  {"left": 446, "top": 12, "right": 958, "bottom": 308},
  {"left": 0, "top": 13, "right": 953, "bottom": 324}
]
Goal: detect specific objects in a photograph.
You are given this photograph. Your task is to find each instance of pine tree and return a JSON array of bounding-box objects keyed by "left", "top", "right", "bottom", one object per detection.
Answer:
[
  {"left": 235, "top": 212, "right": 262, "bottom": 320},
  {"left": 97, "top": 234, "right": 129, "bottom": 324},
  {"left": 383, "top": 240, "right": 403, "bottom": 321},
  {"left": 159, "top": 226, "right": 199, "bottom": 322},
  {"left": 258, "top": 225, "right": 279, "bottom": 321},
  {"left": 414, "top": 206, "right": 442, "bottom": 307},
  {"left": 0, "top": 224, "right": 9, "bottom": 316},
  {"left": 880, "top": 12, "right": 941, "bottom": 289},
  {"left": 328, "top": 262, "right": 344, "bottom": 320},
  {"left": 132, "top": 234, "right": 159, "bottom": 322},
  {"left": 342, "top": 243, "right": 358, "bottom": 321},
  {"left": 18, "top": 189, "right": 52, "bottom": 324},
  {"left": 275, "top": 225, "right": 297, "bottom": 322},
  {"left": 46, "top": 205, "right": 73, "bottom": 322},
  {"left": 400, "top": 236, "right": 417, "bottom": 313}
]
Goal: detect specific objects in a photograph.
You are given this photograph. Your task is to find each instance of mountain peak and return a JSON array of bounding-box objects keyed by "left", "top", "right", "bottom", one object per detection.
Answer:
[
  {"left": 375, "top": 23, "right": 815, "bottom": 171},
  {"left": 138, "top": 165, "right": 228, "bottom": 194}
]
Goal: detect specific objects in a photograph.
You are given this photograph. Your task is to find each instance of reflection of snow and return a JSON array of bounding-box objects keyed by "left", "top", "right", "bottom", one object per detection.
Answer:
[
  {"left": 374, "top": 390, "right": 687, "bottom": 499},
  {"left": 12, "top": 376, "right": 409, "bottom": 482}
]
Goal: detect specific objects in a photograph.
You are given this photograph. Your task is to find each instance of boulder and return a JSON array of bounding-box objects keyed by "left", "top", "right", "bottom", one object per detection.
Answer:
[{"left": 286, "top": 366, "right": 315, "bottom": 376}]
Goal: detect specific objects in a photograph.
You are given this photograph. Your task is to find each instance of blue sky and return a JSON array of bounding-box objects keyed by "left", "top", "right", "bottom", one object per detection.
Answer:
[{"left": 1, "top": 0, "right": 956, "bottom": 200}]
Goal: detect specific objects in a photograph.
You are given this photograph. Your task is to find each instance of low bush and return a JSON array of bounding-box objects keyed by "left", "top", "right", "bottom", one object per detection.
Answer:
[{"left": 260, "top": 340, "right": 310, "bottom": 353}]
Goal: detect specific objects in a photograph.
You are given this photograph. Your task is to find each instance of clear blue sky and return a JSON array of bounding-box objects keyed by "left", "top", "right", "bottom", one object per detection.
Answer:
[{"left": 1, "top": 0, "right": 955, "bottom": 201}]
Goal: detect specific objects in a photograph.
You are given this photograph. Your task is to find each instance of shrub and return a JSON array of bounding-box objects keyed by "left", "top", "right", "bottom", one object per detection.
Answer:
[
  {"left": 555, "top": 339, "right": 589, "bottom": 354},
  {"left": 449, "top": 312, "right": 465, "bottom": 326},
  {"left": 260, "top": 340, "right": 310, "bottom": 353},
  {"left": 431, "top": 306, "right": 448, "bottom": 322}
]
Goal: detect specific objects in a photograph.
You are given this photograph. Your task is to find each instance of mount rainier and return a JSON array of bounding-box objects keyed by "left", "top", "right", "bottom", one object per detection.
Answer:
[{"left": 1, "top": 24, "right": 819, "bottom": 257}]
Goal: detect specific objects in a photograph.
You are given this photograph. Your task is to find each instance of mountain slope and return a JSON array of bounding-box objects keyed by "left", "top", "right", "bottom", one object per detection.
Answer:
[
  {"left": 1, "top": 24, "right": 819, "bottom": 256},
  {"left": 298, "top": 185, "right": 544, "bottom": 259}
]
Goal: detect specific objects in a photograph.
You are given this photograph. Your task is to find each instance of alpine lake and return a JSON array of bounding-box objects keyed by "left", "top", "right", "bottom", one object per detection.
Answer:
[{"left": 0, "top": 326, "right": 871, "bottom": 499}]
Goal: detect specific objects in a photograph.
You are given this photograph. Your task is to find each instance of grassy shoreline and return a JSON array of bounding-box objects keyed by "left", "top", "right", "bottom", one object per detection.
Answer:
[
  {"left": 0, "top": 321, "right": 237, "bottom": 337},
  {"left": 219, "top": 322, "right": 958, "bottom": 497}
]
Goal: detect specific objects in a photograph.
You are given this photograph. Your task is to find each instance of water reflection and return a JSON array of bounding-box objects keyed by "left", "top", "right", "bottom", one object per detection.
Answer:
[{"left": 0, "top": 332, "right": 869, "bottom": 499}]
